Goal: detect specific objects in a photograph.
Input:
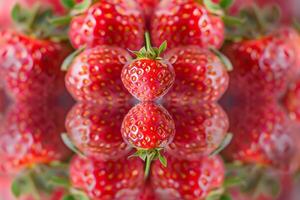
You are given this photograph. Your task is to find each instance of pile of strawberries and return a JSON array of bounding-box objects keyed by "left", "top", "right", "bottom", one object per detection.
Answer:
[{"left": 0, "top": 0, "right": 300, "bottom": 200}]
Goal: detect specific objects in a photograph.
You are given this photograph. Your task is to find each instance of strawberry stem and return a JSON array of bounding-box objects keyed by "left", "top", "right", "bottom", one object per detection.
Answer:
[{"left": 145, "top": 32, "right": 151, "bottom": 52}]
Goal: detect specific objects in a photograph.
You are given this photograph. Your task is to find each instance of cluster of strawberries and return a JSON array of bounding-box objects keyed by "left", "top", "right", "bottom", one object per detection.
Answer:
[{"left": 0, "top": 0, "right": 300, "bottom": 200}]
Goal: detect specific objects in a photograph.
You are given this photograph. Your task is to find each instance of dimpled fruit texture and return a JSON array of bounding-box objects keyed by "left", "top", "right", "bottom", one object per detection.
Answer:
[
  {"left": 284, "top": 78, "right": 300, "bottom": 122},
  {"left": 163, "top": 46, "right": 229, "bottom": 104},
  {"left": 164, "top": 102, "right": 229, "bottom": 160},
  {"left": 70, "top": 156, "right": 144, "bottom": 200},
  {"left": 65, "top": 102, "right": 132, "bottom": 160},
  {"left": 151, "top": 155, "right": 225, "bottom": 200},
  {"left": 121, "top": 58, "right": 175, "bottom": 101},
  {"left": 69, "top": 0, "right": 145, "bottom": 50},
  {"left": 151, "top": 0, "right": 224, "bottom": 49},
  {"left": 121, "top": 102, "right": 175, "bottom": 150},
  {"left": 65, "top": 45, "right": 132, "bottom": 104}
]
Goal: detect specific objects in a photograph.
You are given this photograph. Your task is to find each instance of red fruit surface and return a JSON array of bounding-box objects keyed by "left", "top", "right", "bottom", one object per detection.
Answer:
[
  {"left": 0, "top": 103, "right": 70, "bottom": 174},
  {"left": 223, "top": 35, "right": 295, "bottom": 99},
  {"left": 69, "top": 0, "right": 145, "bottom": 50},
  {"left": 121, "top": 58, "right": 175, "bottom": 101},
  {"left": 121, "top": 102, "right": 175, "bottom": 150},
  {"left": 151, "top": 155, "right": 225, "bottom": 200},
  {"left": 65, "top": 45, "right": 132, "bottom": 104},
  {"left": 283, "top": 78, "right": 300, "bottom": 122},
  {"left": 70, "top": 156, "right": 144, "bottom": 200},
  {"left": 151, "top": 0, "right": 224, "bottom": 49},
  {"left": 65, "top": 102, "right": 132, "bottom": 160},
  {"left": 0, "top": 30, "right": 68, "bottom": 101},
  {"left": 223, "top": 101, "right": 295, "bottom": 170},
  {"left": 136, "top": 0, "right": 159, "bottom": 26},
  {"left": 164, "top": 102, "right": 229, "bottom": 160},
  {"left": 163, "top": 46, "right": 229, "bottom": 104}
]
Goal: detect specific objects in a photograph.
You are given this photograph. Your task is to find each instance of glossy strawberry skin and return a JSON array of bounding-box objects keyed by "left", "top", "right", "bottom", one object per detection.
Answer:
[
  {"left": 121, "top": 58, "right": 175, "bottom": 101},
  {"left": 121, "top": 102, "right": 175, "bottom": 150},
  {"left": 151, "top": 155, "right": 225, "bottom": 200},
  {"left": 163, "top": 46, "right": 229, "bottom": 104},
  {"left": 0, "top": 30, "right": 68, "bottom": 101},
  {"left": 164, "top": 102, "right": 229, "bottom": 160},
  {"left": 69, "top": 0, "right": 145, "bottom": 50},
  {"left": 70, "top": 156, "right": 144, "bottom": 200},
  {"left": 65, "top": 45, "right": 132, "bottom": 104},
  {"left": 283, "top": 78, "right": 300, "bottom": 122},
  {"left": 65, "top": 102, "right": 132, "bottom": 160},
  {"left": 223, "top": 35, "right": 295, "bottom": 99},
  {"left": 151, "top": 0, "right": 224, "bottom": 49},
  {"left": 223, "top": 101, "right": 295, "bottom": 170},
  {"left": 0, "top": 103, "right": 70, "bottom": 174}
]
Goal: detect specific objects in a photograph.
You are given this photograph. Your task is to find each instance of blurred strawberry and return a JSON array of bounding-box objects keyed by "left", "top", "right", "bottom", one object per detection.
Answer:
[
  {"left": 68, "top": 0, "right": 145, "bottom": 50},
  {"left": 283, "top": 78, "right": 300, "bottom": 122},
  {"left": 135, "top": 0, "right": 159, "bottom": 27},
  {"left": 163, "top": 46, "right": 229, "bottom": 104},
  {"left": 151, "top": 155, "right": 225, "bottom": 200},
  {"left": 64, "top": 45, "right": 132, "bottom": 104},
  {"left": 70, "top": 156, "right": 144, "bottom": 200},
  {"left": 164, "top": 102, "right": 229, "bottom": 160},
  {"left": 223, "top": 101, "right": 296, "bottom": 171},
  {"left": 65, "top": 102, "right": 132, "bottom": 160},
  {"left": 0, "top": 102, "right": 70, "bottom": 174}
]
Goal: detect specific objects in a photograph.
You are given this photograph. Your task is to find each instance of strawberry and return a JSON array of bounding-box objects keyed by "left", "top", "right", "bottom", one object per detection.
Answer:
[
  {"left": 151, "top": 0, "right": 225, "bottom": 49},
  {"left": 69, "top": 0, "right": 145, "bottom": 50},
  {"left": 283, "top": 78, "right": 300, "bottom": 122},
  {"left": 163, "top": 46, "right": 229, "bottom": 104},
  {"left": 70, "top": 155, "right": 144, "bottom": 200},
  {"left": 0, "top": 102, "right": 70, "bottom": 174},
  {"left": 65, "top": 45, "right": 132, "bottom": 104},
  {"left": 163, "top": 102, "right": 229, "bottom": 160},
  {"left": 65, "top": 102, "right": 132, "bottom": 160},
  {"left": 223, "top": 34, "right": 295, "bottom": 100},
  {"left": 0, "top": 30, "right": 68, "bottom": 101},
  {"left": 135, "top": 0, "right": 159, "bottom": 27},
  {"left": 121, "top": 33, "right": 175, "bottom": 101},
  {"left": 151, "top": 155, "right": 225, "bottom": 200},
  {"left": 121, "top": 102, "right": 175, "bottom": 176},
  {"left": 222, "top": 101, "right": 296, "bottom": 171}
]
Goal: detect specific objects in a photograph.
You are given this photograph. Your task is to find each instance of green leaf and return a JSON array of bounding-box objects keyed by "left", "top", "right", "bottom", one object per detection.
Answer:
[
  {"left": 224, "top": 176, "right": 244, "bottom": 188},
  {"left": 61, "top": 0, "right": 76, "bottom": 9},
  {"left": 219, "top": 0, "right": 233, "bottom": 10},
  {"left": 210, "top": 133, "right": 233, "bottom": 156},
  {"left": 222, "top": 15, "right": 245, "bottom": 26},
  {"left": 61, "top": 133, "right": 86, "bottom": 157},
  {"left": 293, "top": 19, "right": 300, "bottom": 32},
  {"left": 206, "top": 188, "right": 224, "bottom": 200},
  {"left": 220, "top": 194, "right": 232, "bottom": 200},
  {"left": 203, "top": 0, "right": 223, "bottom": 15},
  {"left": 71, "top": 0, "right": 92, "bottom": 16},
  {"left": 70, "top": 188, "right": 90, "bottom": 200},
  {"left": 11, "top": 179, "right": 22, "bottom": 197},
  {"left": 49, "top": 176, "right": 70, "bottom": 187},
  {"left": 63, "top": 195, "right": 76, "bottom": 200},
  {"left": 49, "top": 16, "right": 72, "bottom": 26},
  {"left": 158, "top": 152, "right": 167, "bottom": 167},
  {"left": 210, "top": 48, "right": 233, "bottom": 71},
  {"left": 158, "top": 41, "right": 167, "bottom": 56},
  {"left": 11, "top": 4, "right": 22, "bottom": 22},
  {"left": 61, "top": 47, "right": 85, "bottom": 71}
]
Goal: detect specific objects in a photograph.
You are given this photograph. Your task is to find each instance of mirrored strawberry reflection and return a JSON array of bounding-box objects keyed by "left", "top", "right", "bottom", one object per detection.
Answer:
[{"left": 65, "top": 102, "right": 132, "bottom": 160}]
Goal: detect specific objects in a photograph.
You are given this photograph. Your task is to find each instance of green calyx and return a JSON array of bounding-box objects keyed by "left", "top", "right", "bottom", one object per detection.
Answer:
[
  {"left": 49, "top": 0, "right": 93, "bottom": 27},
  {"left": 130, "top": 148, "right": 167, "bottom": 178},
  {"left": 11, "top": 3, "right": 69, "bottom": 41},
  {"left": 130, "top": 32, "right": 167, "bottom": 60}
]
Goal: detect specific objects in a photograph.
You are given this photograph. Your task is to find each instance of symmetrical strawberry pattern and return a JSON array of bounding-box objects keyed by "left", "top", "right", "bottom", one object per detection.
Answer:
[{"left": 0, "top": 0, "right": 300, "bottom": 200}]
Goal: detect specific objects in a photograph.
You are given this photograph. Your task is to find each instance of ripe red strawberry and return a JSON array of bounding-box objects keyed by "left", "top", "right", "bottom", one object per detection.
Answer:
[
  {"left": 121, "top": 102, "right": 175, "bottom": 175},
  {"left": 65, "top": 45, "right": 132, "bottom": 104},
  {"left": 135, "top": 0, "right": 159, "bottom": 27},
  {"left": 0, "top": 102, "right": 70, "bottom": 174},
  {"left": 163, "top": 46, "right": 229, "bottom": 104},
  {"left": 70, "top": 155, "right": 144, "bottom": 200},
  {"left": 164, "top": 102, "right": 229, "bottom": 160},
  {"left": 222, "top": 101, "right": 295, "bottom": 170},
  {"left": 151, "top": 0, "right": 225, "bottom": 49},
  {"left": 0, "top": 30, "right": 69, "bottom": 101},
  {"left": 283, "top": 78, "right": 300, "bottom": 122},
  {"left": 69, "top": 0, "right": 145, "bottom": 50},
  {"left": 65, "top": 102, "right": 132, "bottom": 160},
  {"left": 223, "top": 35, "right": 295, "bottom": 99},
  {"left": 151, "top": 155, "right": 225, "bottom": 200},
  {"left": 121, "top": 33, "right": 175, "bottom": 101}
]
